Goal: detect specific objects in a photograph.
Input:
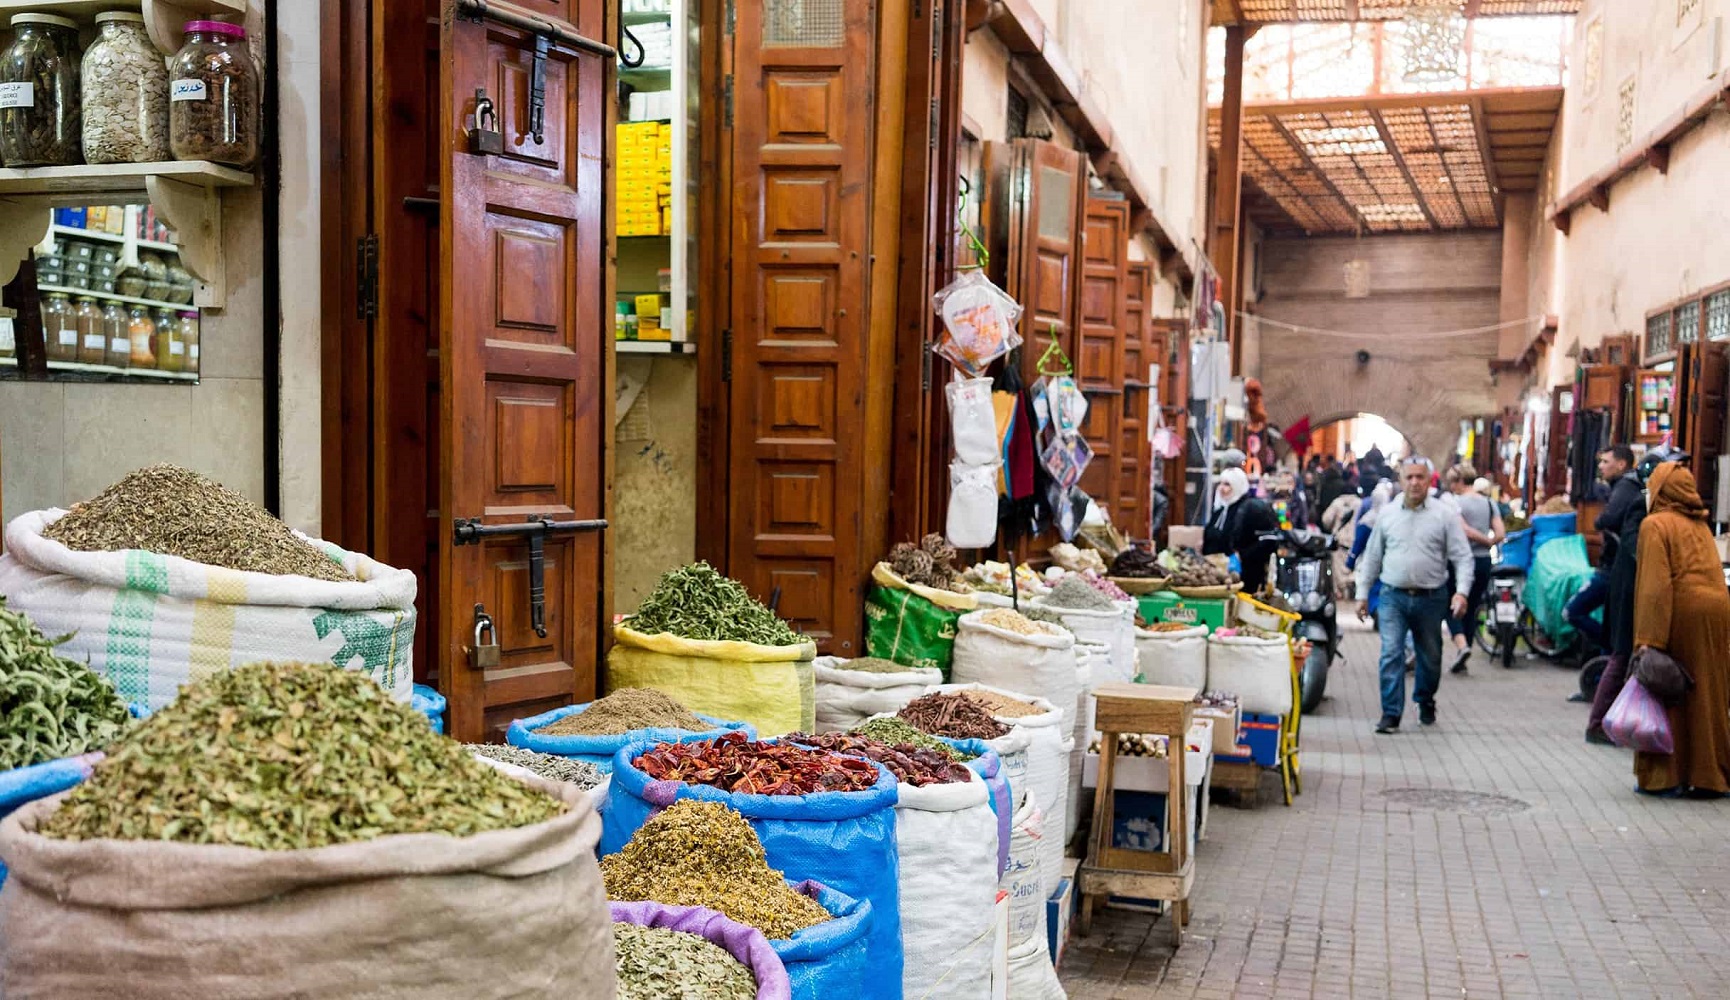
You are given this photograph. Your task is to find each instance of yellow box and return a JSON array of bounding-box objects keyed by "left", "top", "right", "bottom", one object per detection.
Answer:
[
  {"left": 636, "top": 325, "right": 672, "bottom": 342},
  {"left": 634, "top": 294, "right": 663, "bottom": 317}
]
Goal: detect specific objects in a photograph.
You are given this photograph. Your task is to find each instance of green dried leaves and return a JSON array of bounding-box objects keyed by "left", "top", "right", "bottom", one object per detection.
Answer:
[
  {"left": 614, "top": 924, "right": 757, "bottom": 1000},
  {"left": 0, "top": 597, "right": 130, "bottom": 770},
  {"left": 628, "top": 563, "right": 803, "bottom": 646},
  {"left": 41, "top": 662, "right": 566, "bottom": 850}
]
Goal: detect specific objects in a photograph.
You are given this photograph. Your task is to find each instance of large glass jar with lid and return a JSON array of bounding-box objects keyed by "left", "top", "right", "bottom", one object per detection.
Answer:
[
  {"left": 72, "top": 297, "right": 104, "bottom": 366},
  {"left": 126, "top": 304, "right": 155, "bottom": 368},
  {"left": 101, "top": 301, "right": 128, "bottom": 369},
  {"left": 168, "top": 21, "right": 258, "bottom": 169},
  {"left": 0, "top": 14, "right": 82, "bottom": 167},
  {"left": 153, "top": 307, "right": 181, "bottom": 371},
  {"left": 41, "top": 292, "right": 75, "bottom": 362},
  {"left": 177, "top": 310, "right": 199, "bottom": 373},
  {"left": 81, "top": 12, "right": 169, "bottom": 164}
]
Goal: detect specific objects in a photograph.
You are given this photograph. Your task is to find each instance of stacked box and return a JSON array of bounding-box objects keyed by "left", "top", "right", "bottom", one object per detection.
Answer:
[{"left": 615, "top": 121, "right": 673, "bottom": 236}]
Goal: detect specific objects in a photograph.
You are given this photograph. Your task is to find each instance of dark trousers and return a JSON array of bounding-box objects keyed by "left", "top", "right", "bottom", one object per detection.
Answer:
[
  {"left": 1446, "top": 555, "right": 1494, "bottom": 641},
  {"left": 1378, "top": 586, "right": 1447, "bottom": 721},
  {"left": 1565, "top": 570, "right": 1610, "bottom": 653},
  {"left": 1588, "top": 653, "right": 1629, "bottom": 732}
]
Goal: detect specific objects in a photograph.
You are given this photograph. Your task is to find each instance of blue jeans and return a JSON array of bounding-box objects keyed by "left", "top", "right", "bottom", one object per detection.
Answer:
[
  {"left": 1565, "top": 570, "right": 1609, "bottom": 654},
  {"left": 1378, "top": 586, "right": 1448, "bottom": 722}
]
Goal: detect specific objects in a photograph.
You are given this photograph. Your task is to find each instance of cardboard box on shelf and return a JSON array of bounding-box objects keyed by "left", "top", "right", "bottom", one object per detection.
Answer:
[{"left": 1046, "top": 877, "right": 1075, "bottom": 968}]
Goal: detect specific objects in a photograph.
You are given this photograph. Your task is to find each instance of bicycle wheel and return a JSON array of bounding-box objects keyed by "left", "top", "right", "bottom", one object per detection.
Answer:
[
  {"left": 1520, "top": 609, "right": 1569, "bottom": 660},
  {"left": 1475, "top": 606, "right": 1503, "bottom": 656}
]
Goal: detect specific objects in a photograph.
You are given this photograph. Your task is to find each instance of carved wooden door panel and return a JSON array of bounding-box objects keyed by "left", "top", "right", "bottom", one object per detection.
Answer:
[
  {"left": 1680, "top": 341, "right": 1729, "bottom": 510},
  {"left": 1077, "top": 196, "right": 1127, "bottom": 518},
  {"left": 726, "top": 0, "right": 876, "bottom": 654},
  {"left": 439, "top": 1, "right": 610, "bottom": 742},
  {"left": 1118, "top": 260, "right": 1154, "bottom": 539},
  {"left": 1151, "top": 317, "right": 1190, "bottom": 529}
]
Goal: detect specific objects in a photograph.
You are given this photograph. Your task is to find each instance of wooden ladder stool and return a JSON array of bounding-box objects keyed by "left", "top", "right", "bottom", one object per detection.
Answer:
[{"left": 1077, "top": 682, "right": 1198, "bottom": 947}]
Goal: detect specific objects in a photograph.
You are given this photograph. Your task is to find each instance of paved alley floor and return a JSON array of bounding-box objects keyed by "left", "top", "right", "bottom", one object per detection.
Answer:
[{"left": 1059, "top": 622, "right": 1730, "bottom": 999}]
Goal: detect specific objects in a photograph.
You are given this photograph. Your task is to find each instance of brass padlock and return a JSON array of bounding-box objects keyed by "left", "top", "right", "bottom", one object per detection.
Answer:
[
  {"left": 468, "top": 604, "right": 501, "bottom": 669},
  {"left": 467, "top": 89, "right": 503, "bottom": 157}
]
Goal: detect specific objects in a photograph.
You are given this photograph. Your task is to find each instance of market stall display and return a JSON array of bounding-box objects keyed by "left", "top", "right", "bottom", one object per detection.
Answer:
[
  {"left": 1159, "top": 548, "right": 1242, "bottom": 597},
  {"left": 812, "top": 655, "right": 943, "bottom": 731},
  {"left": 0, "top": 662, "right": 611, "bottom": 998},
  {"left": 0, "top": 597, "right": 129, "bottom": 771},
  {"left": 1109, "top": 546, "right": 1169, "bottom": 595},
  {"left": 507, "top": 688, "right": 753, "bottom": 773},
  {"left": 610, "top": 914, "right": 784, "bottom": 1000},
  {"left": 0, "top": 465, "right": 418, "bottom": 713},
  {"left": 1039, "top": 576, "right": 1138, "bottom": 685}
]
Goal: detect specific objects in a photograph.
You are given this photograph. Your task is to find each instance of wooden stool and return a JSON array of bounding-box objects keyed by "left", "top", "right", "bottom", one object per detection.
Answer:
[{"left": 1077, "top": 682, "right": 1198, "bottom": 947}]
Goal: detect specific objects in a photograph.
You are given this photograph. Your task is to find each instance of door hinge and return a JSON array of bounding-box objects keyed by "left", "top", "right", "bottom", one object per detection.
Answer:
[
  {"left": 929, "top": 99, "right": 940, "bottom": 149},
  {"left": 356, "top": 233, "right": 379, "bottom": 320},
  {"left": 721, "top": 328, "right": 733, "bottom": 382},
  {"left": 921, "top": 345, "right": 933, "bottom": 391},
  {"left": 725, "top": 0, "right": 736, "bottom": 35},
  {"left": 723, "top": 75, "right": 734, "bottom": 129}
]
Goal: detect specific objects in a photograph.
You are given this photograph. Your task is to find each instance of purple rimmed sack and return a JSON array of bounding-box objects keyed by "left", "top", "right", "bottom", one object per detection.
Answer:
[
  {"left": 1603, "top": 677, "right": 1675, "bottom": 754},
  {"left": 0, "top": 753, "right": 103, "bottom": 887},
  {"left": 772, "top": 881, "right": 872, "bottom": 1000},
  {"left": 507, "top": 702, "right": 754, "bottom": 774},
  {"left": 602, "top": 738, "right": 903, "bottom": 1000},
  {"left": 610, "top": 901, "right": 792, "bottom": 1000}
]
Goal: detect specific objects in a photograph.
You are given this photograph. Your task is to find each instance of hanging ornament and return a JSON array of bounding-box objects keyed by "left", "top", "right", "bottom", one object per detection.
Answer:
[{"left": 1403, "top": 0, "right": 1465, "bottom": 84}]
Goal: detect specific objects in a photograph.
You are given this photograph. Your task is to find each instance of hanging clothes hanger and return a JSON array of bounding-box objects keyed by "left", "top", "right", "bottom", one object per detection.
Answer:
[
  {"left": 1036, "top": 323, "right": 1072, "bottom": 376},
  {"left": 955, "top": 174, "right": 990, "bottom": 272}
]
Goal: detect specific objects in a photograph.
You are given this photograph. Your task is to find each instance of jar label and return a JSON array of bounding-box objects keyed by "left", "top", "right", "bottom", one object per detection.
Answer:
[
  {"left": 0, "top": 320, "right": 12, "bottom": 351},
  {"left": 189, "top": 345, "right": 199, "bottom": 360},
  {"left": 110, "top": 338, "right": 130, "bottom": 352},
  {"left": 171, "top": 79, "right": 209, "bottom": 102},
  {"left": 58, "top": 329, "right": 76, "bottom": 346},
  {"left": 0, "top": 82, "right": 33, "bottom": 109},
  {"left": 169, "top": 340, "right": 184, "bottom": 355},
  {"left": 84, "top": 334, "right": 106, "bottom": 349}
]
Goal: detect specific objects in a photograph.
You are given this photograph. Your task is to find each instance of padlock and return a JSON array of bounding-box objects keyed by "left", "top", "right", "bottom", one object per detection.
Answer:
[
  {"left": 467, "top": 89, "right": 503, "bottom": 157},
  {"left": 468, "top": 604, "right": 501, "bottom": 669}
]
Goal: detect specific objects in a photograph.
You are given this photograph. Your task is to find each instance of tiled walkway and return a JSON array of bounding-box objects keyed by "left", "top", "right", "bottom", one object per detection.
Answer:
[{"left": 1060, "top": 621, "right": 1730, "bottom": 999}]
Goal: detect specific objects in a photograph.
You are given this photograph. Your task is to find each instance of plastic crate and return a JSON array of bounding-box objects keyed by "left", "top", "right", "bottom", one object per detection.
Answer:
[{"left": 1497, "top": 528, "right": 1535, "bottom": 572}]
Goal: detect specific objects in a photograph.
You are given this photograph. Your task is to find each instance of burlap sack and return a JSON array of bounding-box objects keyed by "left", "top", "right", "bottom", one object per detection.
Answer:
[{"left": 0, "top": 774, "right": 615, "bottom": 1000}]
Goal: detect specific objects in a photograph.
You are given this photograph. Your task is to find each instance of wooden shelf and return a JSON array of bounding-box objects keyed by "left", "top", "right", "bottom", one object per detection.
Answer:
[
  {"left": 615, "top": 340, "right": 692, "bottom": 354},
  {"left": 619, "top": 66, "right": 672, "bottom": 89},
  {"left": 0, "top": 355, "right": 198, "bottom": 382},
  {"left": 0, "top": 0, "right": 249, "bottom": 55},
  {"left": 0, "top": 160, "right": 251, "bottom": 197},
  {"left": 38, "top": 284, "right": 195, "bottom": 313},
  {"left": 51, "top": 224, "right": 123, "bottom": 245}
]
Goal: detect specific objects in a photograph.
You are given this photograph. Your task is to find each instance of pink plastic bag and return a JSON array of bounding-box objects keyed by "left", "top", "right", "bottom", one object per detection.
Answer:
[{"left": 1603, "top": 678, "right": 1675, "bottom": 754}]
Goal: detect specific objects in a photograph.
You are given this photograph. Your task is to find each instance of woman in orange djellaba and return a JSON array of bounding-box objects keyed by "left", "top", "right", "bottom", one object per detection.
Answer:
[{"left": 1632, "top": 462, "right": 1730, "bottom": 797}]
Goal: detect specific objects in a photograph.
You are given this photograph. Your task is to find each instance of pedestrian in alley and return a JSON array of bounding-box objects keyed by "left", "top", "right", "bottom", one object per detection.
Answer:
[
  {"left": 1566, "top": 445, "right": 1643, "bottom": 659},
  {"left": 1204, "top": 466, "right": 1281, "bottom": 595},
  {"left": 1355, "top": 458, "right": 1474, "bottom": 734},
  {"left": 1584, "top": 452, "right": 1653, "bottom": 742},
  {"left": 1629, "top": 462, "right": 1730, "bottom": 797},
  {"left": 1444, "top": 463, "right": 1504, "bottom": 675}
]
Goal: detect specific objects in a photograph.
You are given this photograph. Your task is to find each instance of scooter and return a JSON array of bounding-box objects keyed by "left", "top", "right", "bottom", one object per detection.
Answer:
[
  {"left": 1485, "top": 567, "right": 1524, "bottom": 668},
  {"left": 1266, "top": 528, "right": 1339, "bottom": 713}
]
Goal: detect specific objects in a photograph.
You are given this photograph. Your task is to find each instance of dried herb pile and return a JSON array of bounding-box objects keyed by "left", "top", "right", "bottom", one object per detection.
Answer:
[
  {"left": 634, "top": 731, "right": 880, "bottom": 796},
  {"left": 602, "top": 800, "right": 832, "bottom": 940},
  {"left": 535, "top": 687, "right": 706, "bottom": 737},
  {"left": 43, "top": 464, "right": 352, "bottom": 582},
  {"left": 786, "top": 731, "right": 971, "bottom": 786},
  {"left": 614, "top": 923, "right": 758, "bottom": 1000},
  {"left": 1020, "top": 604, "right": 1075, "bottom": 635},
  {"left": 1085, "top": 575, "right": 1132, "bottom": 602},
  {"left": 628, "top": 563, "right": 803, "bottom": 646},
  {"left": 851, "top": 717, "right": 974, "bottom": 761},
  {"left": 1044, "top": 576, "right": 1117, "bottom": 611},
  {"left": 887, "top": 534, "right": 969, "bottom": 592},
  {"left": 465, "top": 744, "right": 604, "bottom": 788},
  {"left": 898, "top": 692, "right": 1010, "bottom": 741},
  {"left": 0, "top": 597, "right": 130, "bottom": 770},
  {"left": 1109, "top": 547, "right": 1166, "bottom": 579},
  {"left": 41, "top": 662, "right": 566, "bottom": 850},
  {"left": 831, "top": 656, "right": 918, "bottom": 675},
  {"left": 958, "top": 688, "right": 1042, "bottom": 719},
  {"left": 975, "top": 608, "right": 1056, "bottom": 636}
]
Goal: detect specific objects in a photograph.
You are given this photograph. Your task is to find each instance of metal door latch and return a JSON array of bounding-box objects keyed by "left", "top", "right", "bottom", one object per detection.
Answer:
[
  {"left": 468, "top": 88, "right": 503, "bottom": 156},
  {"left": 528, "top": 33, "right": 550, "bottom": 144},
  {"left": 453, "top": 515, "right": 609, "bottom": 638}
]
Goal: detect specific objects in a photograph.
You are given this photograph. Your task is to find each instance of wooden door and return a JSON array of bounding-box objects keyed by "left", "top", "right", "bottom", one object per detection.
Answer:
[
  {"left": 1077, "top": 197, "right": 1127, "bottom": 518},
  {"left": 1117, "top": 260, "right": 1154, "bottom": 539},
  {"left": 1152, "top": 317, "right": 1190, "bottom": 529},
  {"left": 1545, "top": 384, "right": 1571, "bottom": 501},
  {"left": 438, "top": 1, "right": 611, "bottom": 742},
  {"left": 725, "top": 0, "right": 876, "bottom": 653},
  {"left": 983, "top": 139, "right": 1087, "bottom": 390},
  {"left": 1681, "top": 341, "right": 1729, "bottom": 510}
]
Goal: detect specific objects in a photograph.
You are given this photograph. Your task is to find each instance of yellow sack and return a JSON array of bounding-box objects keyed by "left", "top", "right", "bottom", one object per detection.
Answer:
[{"left": 605, "top": 625, "right": 816, "bottom": 737}]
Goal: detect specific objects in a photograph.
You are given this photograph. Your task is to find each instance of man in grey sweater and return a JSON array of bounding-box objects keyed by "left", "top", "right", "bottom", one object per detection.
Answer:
[{"left": 1356, "top": 459, "right": 1474, "bottom": 733}]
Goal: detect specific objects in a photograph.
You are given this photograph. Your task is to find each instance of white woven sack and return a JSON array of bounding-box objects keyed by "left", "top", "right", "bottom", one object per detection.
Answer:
[
  {"left": 951, "top": 611, "right": 1077, "bottom": 730},
  {"left": 1000, "top": 792, "right": 1047, "bottom": 945},
  {"left": 813, "top": 656, "right": 943, "bottom": 731},
  {"left": 1136, "top": 625, "right": 1209, "bottom": 690},
  {"left": 1006, "top": 933, "right": 1066, "bottom": 1000},
  {"left": 0, "top": 510, "right": 417, "bottom": 712},
  {"left": 1067, "top": 649, "right": 1098, "bottom": 844},
  {"left": 1036, "top": 598, "right": 1136, "bottom": 684},
  {"left": 1208, "top": 633, "right": 1293, "bottom": 716},
  {"left": 897, "top": 774, "right": 1001, "bottom": 1000}
]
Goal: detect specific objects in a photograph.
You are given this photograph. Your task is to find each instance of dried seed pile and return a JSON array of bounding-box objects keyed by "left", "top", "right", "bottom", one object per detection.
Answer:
[
  {"left": 43, "top": 464, "right": 353, "bottom": 582},
  {"left": 602, "top": 800, "right": 832, "bottom": 940},
  {"left": 464, "top": 744, "right": 603, "bottom": 788},
  {"left": 41, "top": 662, "right": 566, "bottom": 850},
  {"left": 634, "top": 732, "right": 880, "bottom": 796},
  {"left": 975, "top": 608, "right": 1052, "bottom": 636},
  {"left": 958, "top": 688, "right": 1042, "bottom": 719},
  {"left": 0, "top": 597, "right": 130, "bottom": 770},
  {"left": 81, "top": 15, "right": 169, "bottom": 163},
  {"left": 614, "top": 923, "right": 757, "bottom": 1000},
  {"left": 785, "top": 731, "right": 971, "bottom": 786},
  {"left": 628, "top": 563, "right": 803, "bottom": 646},
  {"left": 832, "top": 656, "right": 917, "bottom": 675},
  {"left": 535, "top": 687, "right": 706, "bottom": 737},
  {"left": 851, "top": 716, "right": 974, "bottom": 761},
  {"left": 1044, "top": 576, "right": 1117, "bottom": 611},
  {"left": 897, "top": 692, "right": 1010, "bottom": 741}
]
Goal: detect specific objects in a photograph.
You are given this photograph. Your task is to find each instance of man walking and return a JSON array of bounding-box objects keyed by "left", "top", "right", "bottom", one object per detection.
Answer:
[
  {"left": 1356, "top": 459, "right": 1474, "bottom": 734},
  {"left": 1564, "top": 445, "right": 1643, "bottom": 660}
]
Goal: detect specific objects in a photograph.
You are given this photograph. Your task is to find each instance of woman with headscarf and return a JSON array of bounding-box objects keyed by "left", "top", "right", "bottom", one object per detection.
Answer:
[
  {"left": 1203, "top": 467, "right": 1280, "bottom": 593},
  {"left": 1630, "top": 463, "right": 1730, "bottom": 797}
]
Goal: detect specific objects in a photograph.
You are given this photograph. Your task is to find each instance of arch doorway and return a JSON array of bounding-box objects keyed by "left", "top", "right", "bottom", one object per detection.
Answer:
[{"left": 1309, "top": 413, "right": 1413, "bottom": 466}]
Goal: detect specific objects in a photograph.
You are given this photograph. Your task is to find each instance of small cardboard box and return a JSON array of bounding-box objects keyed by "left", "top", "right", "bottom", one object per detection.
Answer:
[
  {"left": 1194, "top": 703, "right": 1242, "bottom": 753},
  {"left": 1047, "top": 874, "right": 1076, "bottom": 967}
]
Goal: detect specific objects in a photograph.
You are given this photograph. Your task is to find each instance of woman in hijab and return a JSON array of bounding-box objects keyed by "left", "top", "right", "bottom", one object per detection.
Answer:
[
  {"left": 1630, "top": 462, "right": 1730, "bottom": 796},
  {"left": 1203, "top": 467, "right": 1280, "bottom": 593}
]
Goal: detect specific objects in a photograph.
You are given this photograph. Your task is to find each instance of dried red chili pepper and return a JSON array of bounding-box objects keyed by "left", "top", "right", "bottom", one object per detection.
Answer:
[
  {"left": 785, "top": 732, "right": 972, "bottom": 787},
  {"left": 634, "top": 731, "right": 881, "bottom": 795}
]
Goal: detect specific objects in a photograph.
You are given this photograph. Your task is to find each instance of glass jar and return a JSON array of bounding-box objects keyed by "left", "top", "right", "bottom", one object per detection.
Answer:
[
  {"left": 36, "top": 249, "right": 62, "bottom": 287},
  {"left": 41, "top": 292, "right": 76, "bottom": 361},
  {"left": 81, "top": 12, "right": 169, "bottom": 164},
  {"left": 126, "top": 304, "right": 155, "bottom": 368},
  {"left": 72, "top": 296, "right": 103, "bottom": 365},
  {"left": 168, "top": 21, "right": 257, "bottom": 169},
  {"left": 101, "top": 300, "right": 128, "bottom": 368},
  {"left": 150, "top": 307, "right": 176, "bottom": 370},
  {"left": 178, "top": 310, "right": 199, "bottom": 373},
  {"left": 0, "top": 14, "right": 82, "bottom": 167}
]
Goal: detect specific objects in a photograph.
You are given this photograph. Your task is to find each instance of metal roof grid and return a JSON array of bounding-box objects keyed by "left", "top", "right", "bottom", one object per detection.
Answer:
[{"left": 1213, "top": 0, "right": 1580, "bottom": 24}]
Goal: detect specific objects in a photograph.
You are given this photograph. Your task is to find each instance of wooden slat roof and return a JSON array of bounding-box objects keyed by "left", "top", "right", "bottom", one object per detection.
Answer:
[
  {"left": 1210, "top": 0, "right": 1580, "bottom": 26},
  {"left": 1209, "top": 87, "right": 1562, "bottom": 235}
]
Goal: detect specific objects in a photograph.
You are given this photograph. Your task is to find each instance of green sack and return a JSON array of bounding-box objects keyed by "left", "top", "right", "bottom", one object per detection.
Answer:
[{"left": 864, "top": 585, "right": 963, "bottom": 677}]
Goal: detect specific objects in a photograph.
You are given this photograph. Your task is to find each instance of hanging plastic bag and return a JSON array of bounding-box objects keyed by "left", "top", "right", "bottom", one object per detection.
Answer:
[
  {"left": 933, "top": 271, "right": 1023, "bottom": 375},
  {"left": 1049, "top": 375, "right": 1087, "bottom": 440},
  {"left": 947, "top": 375, "right": 1001, "bottom": 466},
  {"left": 1603, "top": 677, "right": 1675, "bottom": 754},
  {"left": 947, "top": 461, "right": 1001, "bottom": 549}
]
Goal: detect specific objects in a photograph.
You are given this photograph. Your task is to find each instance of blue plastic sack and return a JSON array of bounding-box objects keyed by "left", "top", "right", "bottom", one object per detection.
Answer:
[
  {"left": 507, "top": 702, "right": 754, "bottom": 774},
  {"left": 0, "top": 753, "right": 104, "bottom": 886},
  {"left": 1531, "top": 512, "right": 1577, "bottom": 549},
  {"left": 411, "top": 684, "right": 447, "bottom": 734},
  {"left": 772, "top": 881, "right": 872, "bottom": 1000},
  {"left": 603, "top": 738, "right": 903, "bottom": 1000},
  {"left": 944, "top": 738, "right": 1010, "bottom": 879}
]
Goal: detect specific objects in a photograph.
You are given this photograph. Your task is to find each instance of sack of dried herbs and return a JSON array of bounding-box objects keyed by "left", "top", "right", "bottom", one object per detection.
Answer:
[
  {"left": 508, "top": 691, "right": 756, "bottom": 774},
  {"left": 811, "top": 655, "right": 942, "bottom": 732},
  {"left": 610, "top": 903, "right": 790, "bottom": 1000},
  {"left": 863, "top": 561, "right": 977, "bottom": 677},
  {"left": 602, "top": 737, "right": 904, "bottom": 1000},
  {"left": 0, "top": 470, "right": 419, "bottom": 713}
]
